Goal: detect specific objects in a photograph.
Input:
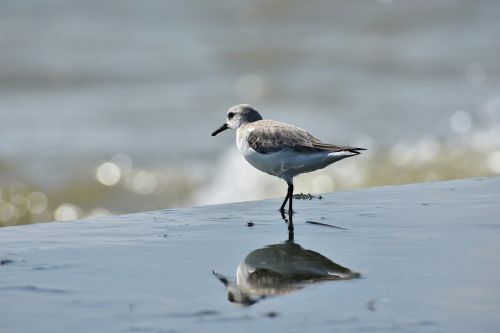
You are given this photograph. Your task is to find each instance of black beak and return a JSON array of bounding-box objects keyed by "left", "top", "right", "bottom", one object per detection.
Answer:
[
  {"left": 211, "top": 123, "right": 229, "bottom": 136},
  {"left": 212, "top": 271, "right": 229, "bottom": 286}
]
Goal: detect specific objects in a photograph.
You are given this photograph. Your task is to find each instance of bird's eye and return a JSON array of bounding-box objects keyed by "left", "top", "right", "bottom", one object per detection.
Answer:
[{"left": 228, "top": 112, "right": 234, "bottom": 119}]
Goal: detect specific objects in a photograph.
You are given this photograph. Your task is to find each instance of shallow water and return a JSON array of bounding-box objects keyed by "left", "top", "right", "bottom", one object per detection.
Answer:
[
  {"left": 1, "top": 178, "right": 499, "bottom": 332},
  {"left": 1, "top": 0, "right": 500, "bottom": 226}
]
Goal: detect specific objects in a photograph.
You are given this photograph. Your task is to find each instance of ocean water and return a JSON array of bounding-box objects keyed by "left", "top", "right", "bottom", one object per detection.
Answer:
[{"left": 1, "top": 0, "right": 499, "bottom": 226}]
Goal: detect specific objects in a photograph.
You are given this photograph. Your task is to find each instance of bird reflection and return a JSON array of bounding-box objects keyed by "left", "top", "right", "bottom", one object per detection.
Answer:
[{"left": 213, "top": 213, "right": 360, "bottom": 306}]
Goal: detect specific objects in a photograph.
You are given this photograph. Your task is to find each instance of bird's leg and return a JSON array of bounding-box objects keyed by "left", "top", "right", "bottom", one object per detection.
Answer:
[
  {"left": 280, "top": 182, "right": 295, "bottom": 214},
  {"left": 280, "top": 187, "right": 291, "bottom": 212}
]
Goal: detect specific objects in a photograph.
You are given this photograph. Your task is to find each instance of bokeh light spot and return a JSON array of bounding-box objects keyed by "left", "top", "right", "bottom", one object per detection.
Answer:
[
  {"left": 132, "top": 171, "right": 158, "bottom": 195},
  {"left": 11, "top": 194, "right": 26, "bottom": 206},
  {"left": 54, "top": 203, "right": 80, "bottom": 221},
  {"left": 96, "top": 162, "right": 121, "bottom": 186},
  {"left": 0, "top": 200, "right": 15, "bottom": 223},
  {"left": 111, "top": 153, "right": 133, "bottom": 175},
  {"left": 87, "top": 208, "right": 112, "bottom": 218},
  {"left": 465, "top": 62, "right": 487, "bottom": 85},
  {"left": 487, "top": 151, "right": 500, "bottom": 174},
  {"left": 27, "top": 192, "right": 48, "bottom": 214}
]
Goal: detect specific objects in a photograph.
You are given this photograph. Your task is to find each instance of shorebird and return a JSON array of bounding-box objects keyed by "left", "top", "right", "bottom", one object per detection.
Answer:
[{"left": 211, "top": 104, "right": 365, "bottom": 213}]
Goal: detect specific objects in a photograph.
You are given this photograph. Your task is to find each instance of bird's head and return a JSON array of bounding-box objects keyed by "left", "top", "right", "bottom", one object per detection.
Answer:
[
  {"left": 212, "top": 270, "right": 259, "bottom": 306},
  {"left": 211, "top": 104, "right": 263, "bottom": 136}
]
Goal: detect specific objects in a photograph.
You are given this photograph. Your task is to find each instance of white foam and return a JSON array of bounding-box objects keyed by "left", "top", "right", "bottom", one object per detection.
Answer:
[{"left": 193, "top": 149, "right": 283, "bottom": 206}]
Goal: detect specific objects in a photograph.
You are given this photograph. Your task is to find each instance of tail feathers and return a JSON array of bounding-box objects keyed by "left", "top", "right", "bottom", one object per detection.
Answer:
[
  {"left": 312, "top": 142, "right": 366, "bottom": 154},
  {"left": 326, "top": 149, "right": 363, "bottom": 164},
  {"left": 347, "top": 147, "right": 366, "bottom": 156},
  {"left": 327, "top": 150, "right": 361, "bottom": 159}
]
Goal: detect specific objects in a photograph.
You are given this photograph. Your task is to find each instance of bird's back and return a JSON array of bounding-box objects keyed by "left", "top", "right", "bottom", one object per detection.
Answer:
[{"left": 239, "top": 119, "right": 364, "bottom": 155}]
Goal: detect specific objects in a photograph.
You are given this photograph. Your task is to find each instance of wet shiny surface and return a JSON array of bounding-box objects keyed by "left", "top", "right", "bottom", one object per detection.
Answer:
[
  {"left": 1, "top": 1, "right": 500, "bottom": 226},
  {"left": 1, "top": 178, "right": 500, "bottom": 332},
  {"left": 214, "top": 213, "right": 360, "bottom": 306}
]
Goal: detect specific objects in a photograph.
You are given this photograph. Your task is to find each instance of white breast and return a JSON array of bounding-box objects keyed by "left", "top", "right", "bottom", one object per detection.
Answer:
[
  {"left": 237, "top": 126, "right": 282, "bottom": 177},
  {"left": 236, "top": 127, "right": 251, "bottom": 153}
]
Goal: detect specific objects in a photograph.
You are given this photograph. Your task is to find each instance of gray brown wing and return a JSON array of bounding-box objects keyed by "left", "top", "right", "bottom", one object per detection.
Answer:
[{"left": 247, "top": 121, "right": 366, "bottom": 154}]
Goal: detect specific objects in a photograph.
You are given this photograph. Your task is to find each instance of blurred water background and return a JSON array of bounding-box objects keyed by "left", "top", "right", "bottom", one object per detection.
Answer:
[{"left": 1, "top": 0, "right": 499, "bottom": 226}]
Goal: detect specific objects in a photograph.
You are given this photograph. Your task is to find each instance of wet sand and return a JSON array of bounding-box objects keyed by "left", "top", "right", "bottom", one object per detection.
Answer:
[{"left": 1, "top": 177, "right": 499, "bottom": 332}]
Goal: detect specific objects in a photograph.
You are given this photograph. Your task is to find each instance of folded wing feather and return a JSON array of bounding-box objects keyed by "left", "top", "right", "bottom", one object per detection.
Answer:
[{"left": 246, "top": 120, "right": 365, "bottom": 154}]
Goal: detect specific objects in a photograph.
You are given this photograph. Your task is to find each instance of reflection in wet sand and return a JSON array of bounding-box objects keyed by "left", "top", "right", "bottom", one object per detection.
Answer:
[{"left": 214, "top": 214, "right": 360, "bottom": 306}]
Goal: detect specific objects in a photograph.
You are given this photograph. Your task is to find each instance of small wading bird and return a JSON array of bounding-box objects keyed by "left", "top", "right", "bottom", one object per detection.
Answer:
[{"left": 211, "top": 104, "right": 365, "bottom": 213}]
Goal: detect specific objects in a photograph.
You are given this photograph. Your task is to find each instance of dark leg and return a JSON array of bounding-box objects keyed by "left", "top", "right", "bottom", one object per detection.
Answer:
[
  {"left": 280, "top": 182, "right": 294, "bottom": 213},
  {"left": 279, "top": 189, "right": 290, "bottom": 213},
  {"left": 288, "top": 183, "right": 294, "bottom": 214}
]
